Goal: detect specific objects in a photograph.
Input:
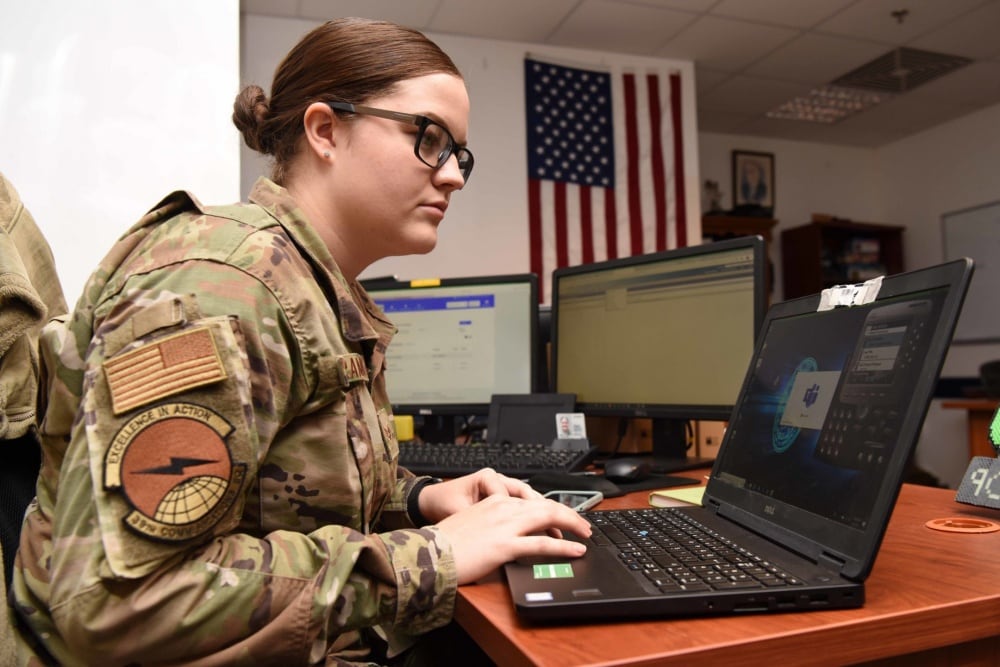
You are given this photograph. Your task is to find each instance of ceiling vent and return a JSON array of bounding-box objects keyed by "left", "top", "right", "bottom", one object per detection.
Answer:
[{"left": 832, "top": 47, "right": 972, "bottom": 94}]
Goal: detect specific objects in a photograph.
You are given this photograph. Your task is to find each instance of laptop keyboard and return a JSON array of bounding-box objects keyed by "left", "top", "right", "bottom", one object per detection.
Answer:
[
  {"left": 398, "top": 440, "right": 595, "bottom": 478},
  {"left": 587, "top": 508, "right": 805, "bottom": 593}
]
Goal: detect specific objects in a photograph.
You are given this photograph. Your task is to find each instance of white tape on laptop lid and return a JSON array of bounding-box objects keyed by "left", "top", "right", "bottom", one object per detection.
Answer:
[{"left": 818, "top": 276, "right": 884, "bottom": 311}]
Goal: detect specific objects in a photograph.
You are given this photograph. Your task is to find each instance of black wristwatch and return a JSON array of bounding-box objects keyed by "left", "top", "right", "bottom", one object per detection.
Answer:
[{"left": 407, "top": 476, "right": 443, "bottom": 527}]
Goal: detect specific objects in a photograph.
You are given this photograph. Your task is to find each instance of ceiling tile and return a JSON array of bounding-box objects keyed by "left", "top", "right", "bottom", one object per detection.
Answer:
[
  {"left": 711, "top": 0, "right": 856, "bottom": 29},
  {"left": 656, "top": 15, "right": 798, "bottom": 71},
  {"left": 546, "top": 0, "right": 697, "bottom": 55},
  {"left": 694, "top": 66, "right": 732, "bottom": 97},
  {"left": 698, "top": 75, "right": 808, "bottom": 115},
  {"left": 429, "top": 0, "right": 577, "bottom": 43},
  {"left": 696, "top": 107, "right": 759, "bottom": 134},
  {"left": 747, "top": 33, "right": 887, "bottom": 83},
  {"left": 909, "top": 1, "right": 1000, "bottom": 60},
  {"left": 295, "top": 0, "right": 439, "bottom": 26},
  {"left": 833, "top": 94, "right": 971, "bottom": 135},
  {"left": 907, "top": 61, "right": 1000, "bottom": 106},
  {"left": 815, "top": 0, "right": 988, "bottom": 45},
  {"left": 625, "top": 0, "right": 716, "bottom": 13}
]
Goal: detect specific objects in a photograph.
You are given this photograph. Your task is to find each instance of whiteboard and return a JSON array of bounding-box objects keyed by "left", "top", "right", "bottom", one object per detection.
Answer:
[
  {"left": 942, "top": 200, "right": 1000, "bottom": 342},
  {"left": 1, "top": 0, "right": 240, "bottom": 304}
]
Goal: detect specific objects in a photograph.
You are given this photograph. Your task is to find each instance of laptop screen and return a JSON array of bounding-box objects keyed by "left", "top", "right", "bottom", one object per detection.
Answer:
[
  {"left": 715, "top": 287, "right": 948, "bottom": 531},
  {"left": 707, "top": 258, "right": 971, "bottom": 579}
]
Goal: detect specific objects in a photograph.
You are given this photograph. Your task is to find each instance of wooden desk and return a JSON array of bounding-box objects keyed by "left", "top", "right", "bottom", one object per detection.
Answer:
[
  {"left": 942, "top": 399, "right": 999, "bottom": 459},
  {"left": 456, "top": 477, "right": 1000, "bottom": 666}
]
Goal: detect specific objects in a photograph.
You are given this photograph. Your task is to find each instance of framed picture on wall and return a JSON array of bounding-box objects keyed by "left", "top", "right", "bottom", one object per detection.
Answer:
[{"left": 732, "top": 150, "right": 775, "bottom": 210}]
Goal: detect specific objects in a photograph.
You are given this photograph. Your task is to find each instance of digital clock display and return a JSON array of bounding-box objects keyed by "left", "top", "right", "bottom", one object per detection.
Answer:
[{"left": 956, "top": 456, "right": 1000, "bottom": 509}]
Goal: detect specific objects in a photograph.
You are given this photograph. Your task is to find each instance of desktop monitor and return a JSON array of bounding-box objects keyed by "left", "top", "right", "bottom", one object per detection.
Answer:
[
  {"left": 364, "top": 273, "right": 540, "bottom": 440},
  {"left": 550, "top": 236, "right": 766, "bottom": 471}
]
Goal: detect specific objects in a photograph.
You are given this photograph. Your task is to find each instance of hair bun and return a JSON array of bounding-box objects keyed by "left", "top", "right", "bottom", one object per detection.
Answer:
[{"left": 232, "top": 84, "right": 272, "bottom": 154}]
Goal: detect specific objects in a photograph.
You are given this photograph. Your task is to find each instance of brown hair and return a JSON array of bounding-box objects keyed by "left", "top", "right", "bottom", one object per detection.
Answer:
[{"left": 233, "top": 17, "right": 463, "bottom": 184}]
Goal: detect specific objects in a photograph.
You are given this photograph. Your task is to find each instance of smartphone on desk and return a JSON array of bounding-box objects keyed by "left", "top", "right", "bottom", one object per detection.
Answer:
[{"left": 543, "top": 489, "right": 603, "bottom": 512}]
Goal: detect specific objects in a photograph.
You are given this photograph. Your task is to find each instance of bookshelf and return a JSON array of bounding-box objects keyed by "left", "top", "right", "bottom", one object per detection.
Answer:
[{"left": 780, "top": 218, "right": 904, "bottom": 300}]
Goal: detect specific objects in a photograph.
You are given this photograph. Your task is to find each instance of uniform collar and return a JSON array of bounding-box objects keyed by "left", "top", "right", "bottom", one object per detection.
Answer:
[{"left": 247, "top": 177, "right": 396, "bottom": 367}]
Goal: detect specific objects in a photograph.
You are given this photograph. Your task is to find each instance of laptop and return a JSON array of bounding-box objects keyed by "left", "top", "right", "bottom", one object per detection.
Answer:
[{"left": 504, "top": 258, "right": 973, "bottom": 622}]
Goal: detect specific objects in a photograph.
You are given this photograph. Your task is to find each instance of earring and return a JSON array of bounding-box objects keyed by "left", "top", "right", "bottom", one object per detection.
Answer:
[{"left": 323, "top": 151, "right": 330, "bottom": 158}]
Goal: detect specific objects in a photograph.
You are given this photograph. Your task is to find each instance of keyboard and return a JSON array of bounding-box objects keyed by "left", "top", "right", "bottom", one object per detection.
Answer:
[
  {"left": 588, "top": 508, "right": 804, "bottom": 592},
  {"left": 397, "top": 440, "right": 597, "bottom": 478}
]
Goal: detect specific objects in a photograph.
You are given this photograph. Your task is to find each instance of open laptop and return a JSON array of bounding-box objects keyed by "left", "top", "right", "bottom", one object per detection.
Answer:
[{"left": 504, "top": 258, "right": 973, "bottom": 622}]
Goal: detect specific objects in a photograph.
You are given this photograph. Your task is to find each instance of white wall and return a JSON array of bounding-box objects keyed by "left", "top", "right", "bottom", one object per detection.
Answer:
[
  {"left": 239, "top": 15, "right": 702, "bottom": 284},
  {"left": 2, "top": 0, "right": 241, "bottom": 304}
]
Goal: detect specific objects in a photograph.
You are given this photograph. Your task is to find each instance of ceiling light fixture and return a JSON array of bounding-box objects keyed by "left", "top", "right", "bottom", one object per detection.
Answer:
[
  {"left": 766, "top": 46, "right": 971, "bottom": 124},
  {"left": 765, "top": 85, "right": 891, "bottom": 124}
]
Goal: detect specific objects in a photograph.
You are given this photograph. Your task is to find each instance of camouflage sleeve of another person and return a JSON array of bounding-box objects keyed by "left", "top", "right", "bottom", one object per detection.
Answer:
[{"left": 25, "top": 252, "right": 456, "bottom": 665}]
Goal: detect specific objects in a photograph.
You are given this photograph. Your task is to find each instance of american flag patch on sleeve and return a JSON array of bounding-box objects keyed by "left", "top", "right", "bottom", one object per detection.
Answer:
[{"left": 104, "top": 327, "right": 227, "bottom": 415}]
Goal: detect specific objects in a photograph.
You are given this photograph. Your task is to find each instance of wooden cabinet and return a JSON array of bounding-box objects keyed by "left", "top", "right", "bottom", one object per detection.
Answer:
[{"left": 780, "top": 219, "right": 904, "bottom": 300}]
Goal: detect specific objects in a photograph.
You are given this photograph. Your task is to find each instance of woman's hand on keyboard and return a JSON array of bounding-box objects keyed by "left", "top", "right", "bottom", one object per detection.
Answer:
[
  {"left": 426, "top": 470, "right": 592, "bottom": 584},
  {"left": 417, "top": 467, "right": 542, "bottom": 523}
]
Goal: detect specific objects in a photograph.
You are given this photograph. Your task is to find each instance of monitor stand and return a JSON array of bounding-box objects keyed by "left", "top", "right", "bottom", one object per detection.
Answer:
[
  {"left": 415, "top": 415, "right": 458, "bottom": 443},
  {"left": 647, "top": 418, "right": 715, "bottom": 473}
]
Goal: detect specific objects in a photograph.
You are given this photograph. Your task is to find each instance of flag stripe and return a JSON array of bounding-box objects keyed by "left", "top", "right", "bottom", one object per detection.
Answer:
[
  {"left": 647, "top": 73, "right": 667, "bottom": 252},
  {"left": 579, "top": 187, "right": 595, "bottom": 264},
  {"left": 554, "top": 180, "right": 569, "bottom": 269},
  {"left": 622, "top": 73, "right": 643, "bottom": 257},
  {"left": 604, "top": 185, "right": 617, "bottom": 261},
  {"left": 670, "top": 72, "right": 687, "bottom": 248}
]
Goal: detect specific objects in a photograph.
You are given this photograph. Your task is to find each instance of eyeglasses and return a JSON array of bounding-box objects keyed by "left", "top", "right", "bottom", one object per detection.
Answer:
[{"left": 327, "top": 102, "right": 474, "bottom": 183}]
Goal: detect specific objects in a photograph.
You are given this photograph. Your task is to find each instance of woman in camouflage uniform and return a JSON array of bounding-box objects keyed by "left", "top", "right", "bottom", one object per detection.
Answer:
[{"left": 13, "top": 17, "right": 590, "bottom": 666}]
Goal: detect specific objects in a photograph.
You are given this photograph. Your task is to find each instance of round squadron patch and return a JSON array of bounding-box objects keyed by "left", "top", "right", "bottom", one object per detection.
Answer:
[{"left": 105, "top": 402, "right": 247, "bottom": 542}]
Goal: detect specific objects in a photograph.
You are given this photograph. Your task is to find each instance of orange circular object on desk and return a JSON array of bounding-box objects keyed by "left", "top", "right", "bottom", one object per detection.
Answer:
[{"left": 925, "top": 517, "right": 1000, "bottom": 533}]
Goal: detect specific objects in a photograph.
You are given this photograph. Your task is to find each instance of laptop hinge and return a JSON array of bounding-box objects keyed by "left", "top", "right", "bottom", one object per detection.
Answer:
[{"left": 819, "top": 551, "right": 847, "bottom": 571}]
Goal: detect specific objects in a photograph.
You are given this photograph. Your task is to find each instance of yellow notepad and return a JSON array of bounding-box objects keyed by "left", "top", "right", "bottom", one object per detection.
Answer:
[{"left": 648, "top": 486, "right": 706, "bottom": 507}]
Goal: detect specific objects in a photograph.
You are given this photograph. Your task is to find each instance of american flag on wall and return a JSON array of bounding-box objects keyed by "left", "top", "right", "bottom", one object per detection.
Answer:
[{"left": 525, "top": 56, "right": 688, "bottom": 301}]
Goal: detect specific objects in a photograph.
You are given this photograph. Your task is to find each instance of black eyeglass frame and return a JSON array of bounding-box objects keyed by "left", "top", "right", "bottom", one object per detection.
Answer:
[{"left": 327, "top": 102, "right": 474, "bottom": 183}]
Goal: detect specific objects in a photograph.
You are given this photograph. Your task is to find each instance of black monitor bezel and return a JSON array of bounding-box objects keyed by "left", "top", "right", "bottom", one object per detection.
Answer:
[
  {"left": 363, "top": 272, "right": 541, "bottom": 417},
  {"left": 550, "top": 236, "right": 767, "bottom": 424}
]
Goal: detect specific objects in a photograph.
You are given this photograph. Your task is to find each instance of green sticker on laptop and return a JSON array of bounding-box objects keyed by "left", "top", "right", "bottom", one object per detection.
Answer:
[{"left": 533, "top": 563, "right": 574, "bottom": 579}]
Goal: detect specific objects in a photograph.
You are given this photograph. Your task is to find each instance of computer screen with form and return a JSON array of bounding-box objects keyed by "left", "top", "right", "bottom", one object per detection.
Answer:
[
  {"left": 365, "top": 274, "right": 540, "bottom": 440},
  {"left": 551, "top": 236, "right": 765, "bottom": 471}
]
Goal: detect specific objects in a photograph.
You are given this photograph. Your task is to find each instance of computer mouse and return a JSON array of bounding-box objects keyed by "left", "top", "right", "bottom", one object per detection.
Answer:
[{"left": 602, "top": 457, "right": 652, "bottom": 483}]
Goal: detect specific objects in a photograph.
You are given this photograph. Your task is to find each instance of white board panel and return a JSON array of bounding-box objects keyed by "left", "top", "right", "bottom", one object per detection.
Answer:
[
  {"left": 943, "top": 200, "right": 1000, "bottom": 342},
  {"left": 1, "top": 0, "right": 240, "bottom": 303}
]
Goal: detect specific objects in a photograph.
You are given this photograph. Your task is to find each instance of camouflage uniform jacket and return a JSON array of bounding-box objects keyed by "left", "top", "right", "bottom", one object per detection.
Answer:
[
  {"left": 12, "top": 177, "right": 456, "bottom": 666},
  {"left": 0, "top": 171, "right": 68, "bottom": 439}
]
